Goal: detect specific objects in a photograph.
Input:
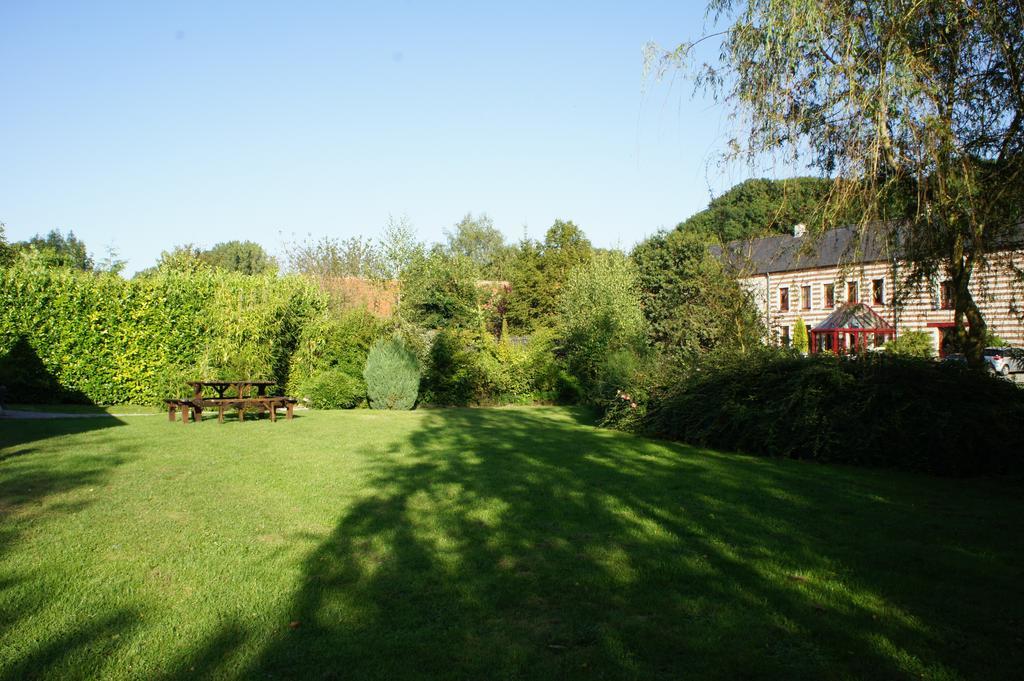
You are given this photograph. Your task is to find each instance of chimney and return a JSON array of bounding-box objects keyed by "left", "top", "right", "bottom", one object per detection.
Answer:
[{"left": 792, "top": 223, "right": 807, "bottom": 237}]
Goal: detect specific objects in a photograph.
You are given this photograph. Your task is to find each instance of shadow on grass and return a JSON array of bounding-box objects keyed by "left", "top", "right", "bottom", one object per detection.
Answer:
[
  {"left": 0, "top": 411, "right": 132, "bottom": 680},
  {"left": 154, "top": 406, "right": 1023, "bottom": 680}
]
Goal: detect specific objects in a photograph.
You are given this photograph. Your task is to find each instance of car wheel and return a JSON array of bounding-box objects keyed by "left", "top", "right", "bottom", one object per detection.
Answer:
[{"left": 1001, "top": 364, "right": 1010, "bottom": 377}]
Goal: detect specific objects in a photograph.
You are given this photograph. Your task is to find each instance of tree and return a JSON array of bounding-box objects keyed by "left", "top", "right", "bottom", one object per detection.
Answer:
[
  {"left": 792, "top": 317, "right": 809, "bottom": 354},
  {"left": 0, "top": 223, "right": 13, "bottom": 266},
  {"left": 14, "top": 229, "right": 93, "bottom": 270},
  {"left": 632, "top": 229, "right": 763, "bottom": 366},
  {"left": 558, "top": 250, "right": 647, "bottom": 396},
  {"left": 503, "top": 238, "right": 547, "bottom": 330},
  {"left": 143, "top": 245, "right": 210, "bottom": 275},
  {"left": 651, "top": 1, "right": 1024, "bottom": 368},
  {"left": 500, "top": 220, "right": 596, "bottom": 330},
  {"left": 679, "top": 177, "right": 858, "bottom": 242},
  {"left": 445, "top": 213, "right": 506, "bottom": 276},
  {"left": 399, "top": 247, "right": 482, "bottom": 329},
  {"left": 200, "top": 241, "right": 276, "bottom": 275},
  {"left": 284, "top": 235, "right": 383, "bottom": 279},
  {"left": 379, "top": 214, "right": 421, "bottom": 281}
]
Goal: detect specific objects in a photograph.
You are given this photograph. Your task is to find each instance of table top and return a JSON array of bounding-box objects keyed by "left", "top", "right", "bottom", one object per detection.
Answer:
[{"left": 188, "top": 380, "right": 276, "bottom": 387}]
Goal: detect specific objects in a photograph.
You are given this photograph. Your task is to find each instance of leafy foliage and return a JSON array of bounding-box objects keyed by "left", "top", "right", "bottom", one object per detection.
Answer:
[
  {"left": 298, "top": 368, "right": 365, "bottom": 409},
  {"left": 884, "top": 331, "right": 935, "bottom": 359},
  {"left": 632, "top": 229, "right": 763, "bottom": 367},
  {"left": 200, "top": 241, "right": 276, "bottom": 275},
  {"left": 642, "top": 351, "right": 1024, "bottom": 476},
  {"left": 0, "top": 263, "right": 324, "bottom": 404},
  {"left": 444, "top": 213, "right": 506, "bottom": 276},
  {"left": 422, "top": 328, "right": 483, "bottom": 406},
  {"left": 0, "top": 222, "right": 12, "bottom": 266},
  {"left": 400, "top": 247, "right": 482, "bottom": 329},
  {"left": 284, "top": 235, "right": 385, "bottom": 279},
  {"left": 678, "top": 177, "right": 854, "bottom": 242},
  {"left": 12, "top": 229, "right": 93, "bottom": 270},
  {"left": 792, "top": 317, "right": 809, "bottom": 354},
  {"left": 557, "top": 251, "right": 647, "bottom": 400},
  {"left": 363, "top": 336, "right": 420, "bottom": 410},
  {"left": 503, "top": 220, "right": 594, "bottom": 330},
  {"left": 287, "top": 308, "right": 384, "bottom": 397},
  {"left": 651, "top": 0, "right": 1024, "bottom": 368}
]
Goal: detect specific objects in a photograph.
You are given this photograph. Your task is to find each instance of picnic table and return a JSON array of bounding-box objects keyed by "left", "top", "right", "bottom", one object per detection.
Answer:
[{"left": 166, "top": 380, "right": 296, "bottom": 424}]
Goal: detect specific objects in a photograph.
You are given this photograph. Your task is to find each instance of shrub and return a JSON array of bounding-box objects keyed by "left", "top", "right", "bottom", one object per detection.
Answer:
[
  {"left": 287, "top": 308, "right": 384, "bottom": 396},
  {"left": 640, "top": 350, "right": 1024, "bottom": 476},
  {"left": 298, "top": 368, "right": 364, "bottom": 409},
  {"left": 423, "top": 328, "right": 482, "bottom": 406},
  {"left": 884, "top": 330, "right": 935, "bottom": 358},
  {"left": 792, "top": 317, "right": 809, "bottom": 354},
  {"left": 363, "top": 336, "right": 420, "bottom": 410}
]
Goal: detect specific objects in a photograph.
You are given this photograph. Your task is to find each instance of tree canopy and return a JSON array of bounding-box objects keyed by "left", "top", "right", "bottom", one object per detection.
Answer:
[
  {"left": 678, "top": 177, "right": 856, "bottom": 242},
  {"left": 199, "top": 241, "right": 276, "bottom": 275},
  {"left": 12, "top": 229, "right": 93, "bottom": 271},
  {"left": 651, "top": 0, "right": 1024, "bottom": 367}
]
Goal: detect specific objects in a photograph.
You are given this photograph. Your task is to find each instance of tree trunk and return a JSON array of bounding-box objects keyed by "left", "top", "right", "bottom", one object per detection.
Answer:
[{"left": 951, "top": 257, "right": 988, "bottom": 370}]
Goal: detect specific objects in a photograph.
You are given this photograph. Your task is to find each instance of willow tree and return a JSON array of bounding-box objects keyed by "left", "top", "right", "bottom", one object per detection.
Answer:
[{"left": 649, "top": 1, "right": 1024, "bottom": 367}]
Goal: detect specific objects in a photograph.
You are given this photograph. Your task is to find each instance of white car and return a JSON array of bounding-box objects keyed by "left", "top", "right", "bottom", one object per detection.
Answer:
[{"left": 984, "top": 348, "right": 1023, "bottom": 376}]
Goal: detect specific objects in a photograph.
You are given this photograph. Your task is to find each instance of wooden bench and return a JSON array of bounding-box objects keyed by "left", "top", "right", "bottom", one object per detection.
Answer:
[
  {"left": 198, "top": 396, "right": 298, "bottom": 423},
  {"left": 165, "top": 399, "right": 199, "bottom": 424}
]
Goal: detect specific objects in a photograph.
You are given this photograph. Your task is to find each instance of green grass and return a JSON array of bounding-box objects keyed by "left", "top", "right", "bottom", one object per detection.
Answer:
[{"left": 0, "top": 407, "right": 1020, "bottom": 680}]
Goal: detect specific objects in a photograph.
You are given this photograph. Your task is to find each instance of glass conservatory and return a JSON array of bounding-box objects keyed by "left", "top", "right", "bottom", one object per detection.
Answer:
[{"left": 810, "top": 303, "right": 895, "bottom": 354}]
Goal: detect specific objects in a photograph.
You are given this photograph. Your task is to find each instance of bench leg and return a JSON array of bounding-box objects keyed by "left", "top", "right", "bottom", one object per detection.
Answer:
[
  {"left": 286, "top": 403, "right": 294, "bottom": 420},
  {"left": 182, "top": 406, "right": 190, "bottom": 424},
  {"left": 269, "top": 404, "right": 277, "bottom": 422},
  {"left": 218, "top": 405, "right": 225, "bottom": 423},
  {"left": 238, "top": 408, "right": 245, "bottom": 422},
  {"left": 167, "top": 405, "right": 177, "bottom": 422}
]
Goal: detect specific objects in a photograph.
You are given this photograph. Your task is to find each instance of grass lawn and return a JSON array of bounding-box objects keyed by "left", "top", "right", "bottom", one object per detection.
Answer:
[{"left": 0, "top": 407, "right": 1020, "bottom": 680}]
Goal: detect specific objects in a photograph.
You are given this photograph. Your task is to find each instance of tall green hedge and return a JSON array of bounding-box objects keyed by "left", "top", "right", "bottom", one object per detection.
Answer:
[{"left": 0, "top": 264, "right": 325, "bottom": 404}]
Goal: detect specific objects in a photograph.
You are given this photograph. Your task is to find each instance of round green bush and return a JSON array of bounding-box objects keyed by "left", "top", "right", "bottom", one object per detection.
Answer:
[
  {"left": 300, "top": 368, "right": 364, "bottom": 409},
  {"left": 363, "top": 336, "right": 420, "bottom": 410}
]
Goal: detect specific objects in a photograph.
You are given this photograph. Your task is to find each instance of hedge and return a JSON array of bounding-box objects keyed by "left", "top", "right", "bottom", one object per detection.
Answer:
[
  {"left": 640, "top": 351, "right": 1024, "bottom": 476},
  {"left": 0, "top": 264, "right": 325, "bottom": 405}
]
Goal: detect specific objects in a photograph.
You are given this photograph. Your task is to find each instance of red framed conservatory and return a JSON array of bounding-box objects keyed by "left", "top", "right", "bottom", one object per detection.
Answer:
[{"left": 810, "top": 303, "right": 896, "bottom": 354}]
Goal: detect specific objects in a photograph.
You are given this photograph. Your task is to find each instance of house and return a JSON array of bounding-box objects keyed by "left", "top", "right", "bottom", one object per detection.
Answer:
[{"left": 714, "top": 224, "right": 1024, "bottom": 355}]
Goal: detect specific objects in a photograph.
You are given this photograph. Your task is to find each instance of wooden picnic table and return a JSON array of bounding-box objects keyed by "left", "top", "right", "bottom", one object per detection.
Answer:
[
  {"left": 167, "top": 380, "right": 296, "bottom": 424},
  {"left": 187, "top": 380, "right": 276, "bottom": 401}
]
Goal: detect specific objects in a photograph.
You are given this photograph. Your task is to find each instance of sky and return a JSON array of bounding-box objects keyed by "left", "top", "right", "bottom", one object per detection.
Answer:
[{"left": 1, "top": 1, "right": 784, "bottom": 274}]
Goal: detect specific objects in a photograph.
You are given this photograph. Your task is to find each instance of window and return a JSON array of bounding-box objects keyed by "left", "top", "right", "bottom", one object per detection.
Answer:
[
  {"left": 824, "top": 283, "right": 835, "bottom": 307},
  {"left": 781, "top": 326, "right": 790, "bottom": 347},
  {"left": 847, "top": 281, "right": 859, "bottom": 303},
  {"left": 872, "top": 278, "right": 885, "bottom": 305},
  {"left": 779, "top": 287, "right": 789, "bottom": 312},
  {"left": 940, "top": 280, "right": 954, "bottom": 309},
  {"left": 801, "top": 285, "right": 811, "bottom": 310}
]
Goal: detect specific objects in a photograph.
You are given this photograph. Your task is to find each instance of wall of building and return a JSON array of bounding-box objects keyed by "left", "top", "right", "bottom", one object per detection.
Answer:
[{"left": 738, "top": 250, "right": 1024, "bottom": 353}]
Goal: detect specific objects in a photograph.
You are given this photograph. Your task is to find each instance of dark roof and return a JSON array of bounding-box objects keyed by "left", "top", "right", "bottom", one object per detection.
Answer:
[
  {"left": 812, "top": 303, "right": 894, "bottom": 331},
  {"left": 711, "top": 226, "right": 892, "bottom": 275},
  {"left": 712, "top": 223, "right": 1024, "bottom": 276}
]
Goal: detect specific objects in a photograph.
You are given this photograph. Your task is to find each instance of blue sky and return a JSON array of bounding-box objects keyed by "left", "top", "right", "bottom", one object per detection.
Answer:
[{"left": 1, "top": 1, "right": 779, "bottom": 274}]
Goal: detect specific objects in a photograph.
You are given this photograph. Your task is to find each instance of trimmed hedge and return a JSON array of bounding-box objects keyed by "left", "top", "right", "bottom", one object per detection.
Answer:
[
  {"left": 641, "top": 351, "right": 1024, "bottom": 476},
  {"left": 0, "top": 264, "right": 324, "bottom": 404}
]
